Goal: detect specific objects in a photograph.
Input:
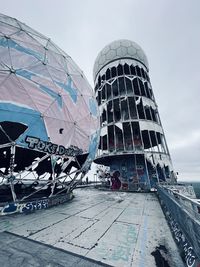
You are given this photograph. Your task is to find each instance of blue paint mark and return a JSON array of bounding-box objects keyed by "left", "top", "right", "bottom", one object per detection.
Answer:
[
  {"left": 16, "top": 69, "right": 63, "bottom": 109},
  {"left": 16, "top": 69, "right": 36, "bottom": 80},
  {"left": 0, "top": 36, "right": 43, "bottom": 61},
  {"left": 55, "top": 77, "right": 77, "bottom": 103},
  {"left": 0, "top": 103, "right": 48, "bottom": 146},
  {"left": 139, "top": 215, "right": 148, "bottom": 267},
  {"left": 2, "top": 203, "right": 17, "bottom": 213},
  {"left": 89, "top": 98, "right": 98, "bottom": 117},
  {"left": 39, "top": 85, "right": 62, "bottom": 108},
  {"left": 88, "top": 131, "right": 99, "bottom": 161},
  {"left": 16, "top": 69, "right": 77, "bottom": 108}
]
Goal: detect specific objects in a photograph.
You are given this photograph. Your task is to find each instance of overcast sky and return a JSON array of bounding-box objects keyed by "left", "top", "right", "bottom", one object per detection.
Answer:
[{"left": 1, "top": 0, "right": 200, "bottom": 181}]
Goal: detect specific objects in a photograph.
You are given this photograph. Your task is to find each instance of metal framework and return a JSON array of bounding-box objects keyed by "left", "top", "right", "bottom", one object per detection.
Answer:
[{"left": 0, "top": 13, "right": 99, "bottom": 214}]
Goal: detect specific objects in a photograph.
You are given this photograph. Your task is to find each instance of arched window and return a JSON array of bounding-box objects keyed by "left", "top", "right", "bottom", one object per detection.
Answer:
[
  {"left": 111, "top": 66, "right": 117, "bottom": 78},
  {"left": 132, "top": 78, "right": 140, "bottom": 96},
  {"left": 124, "top": 63, "right": 130, "bottom": 75},
  {"left": 130, "top": 65, "right": 136, "bottom": 76},
  {"left": 125, "top": 77, "right": 133, "bottom": 94},
  {"left": 117, "top": 64, "right": 123, "bottom": 76},
  {"left": 135, "top": 66, "right": 142, "bottom": 77},
  {"left": 106, "top": 68, "right": 111, "bottom": 80},
  {"left": 98, "top": 75, "right": 101, "bottom": 87}
]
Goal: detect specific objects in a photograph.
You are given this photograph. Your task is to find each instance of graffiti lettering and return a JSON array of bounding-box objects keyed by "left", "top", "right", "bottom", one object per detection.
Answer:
[
  {"left": 25, "top": 136, "right": 83, "bottom": 156},
  {"left": 22, "top": 199, "right": 48, "bottom": 213},
  {"left": 165, "top": 214, "right": 197, "bottom": 267},
  {"left": 48, "top": 194, "right": 72, "bottom": 207},
  {"left": 1, "top": 193, "right": 73, "bottom": 215},
  {"left": 183, "top": 244, "right": 196, "bottom": 267}
]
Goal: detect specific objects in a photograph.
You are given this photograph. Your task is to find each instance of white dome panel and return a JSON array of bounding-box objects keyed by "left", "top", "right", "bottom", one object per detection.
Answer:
[{"left": 93, "top": 39, "right": 149, "bottom": 80}]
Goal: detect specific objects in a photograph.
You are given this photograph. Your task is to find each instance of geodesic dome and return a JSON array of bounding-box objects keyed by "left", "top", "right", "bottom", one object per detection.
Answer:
[
  {"left": 0, "top": 14, "right": 99, "bottom": 210},
  {"left": 93, "top": 39, "right": 149, "bottom": 80}
]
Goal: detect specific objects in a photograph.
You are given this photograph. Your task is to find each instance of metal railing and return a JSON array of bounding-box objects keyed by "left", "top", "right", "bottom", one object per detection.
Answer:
[{"left": 157, "top": 185, "right": 200, "bottom": 264}]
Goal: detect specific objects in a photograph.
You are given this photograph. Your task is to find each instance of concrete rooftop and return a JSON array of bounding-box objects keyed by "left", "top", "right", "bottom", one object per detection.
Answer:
[{"left": 0, "top": 188, "right": 184, "bottom": 267}]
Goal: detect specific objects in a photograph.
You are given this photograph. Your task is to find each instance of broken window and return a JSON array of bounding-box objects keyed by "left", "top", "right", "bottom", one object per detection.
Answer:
[
  {"left": 135, "top": 66, "right": 142, "bottom": 78},
  {"left": 117, "top": 64, "right": 123, "bottom": 76},
  {"left": 128, "top": 97, "right": 137, "bottom": 119},
  {"left": 102, "top": 108, "right": 107, "bottom": 124},
  {"left": 141, "top": 130, "right": 151, "bottom": 151},
  {"left": 150, "top": 107, "right": 156, "bottom": 122},
  {"left": 146, "top": 157, "right": 158, "bottom": 187},
  {"left": 123, "top": 122, "right": 133, "bottom": 151},
  {"left": 124, "top": 63, "right": 130, "bottom": 75},
  {"left": 156, "top": 164, "right": 165, "bottom": 181},
  {"left": 161, "top": 134, "right": 168, "bottom": 153},
  {"left": 164, "top": 165, "right": 170, "bottom": 179},
  {"left": 155, "top": 111, "right": 160, "bottom": 124},
  {"left": 113, "top": 98, "right": 121, "bottom": 122},
  {"left": 132, "top": 78, "right": 140, "bottom": 96},
  {"left": 112, "top": 79, "right": 119, "bottom": 97},
  {"left": 108, "top": 125, "right": 115, "bottom": 152},
  {"left": 144, "top": 82, "right": 151, "bottom": 99},
  {"left": 102, "top": 135, "right": 108, "bottom": 150},
  {"left": 149, "top": 88, "right": 154, "bottom": 100},
  {"left": 115, "top": 124, "right": 124, "bottom": 151},
  {"left": 131, "top": 122, "right": 142, "bottom": 150},
  {"left": 101, "top": 85, "right": 106, "bottom": 103},
  {"left": 120, "top": 97, "right": 129, "bottom": 120},
  {"left": 145, "top": 72, "right": 150, "bottom": 82},
  {"left": 130, "top": 65, "right": 136, "bottom": 76},
  {"left": 111, "top": 66, "right": 117, "bottom": 78},
  {"left": 125, "top": 77, "right": 133, "bottom": 94},
  {"left": 106, "top": 68, "right": 111, "bottom": 81},
  {"left": 156, "top": 132, "right": 164, "bottom": 152},
  {"left": 138, "top": 79, "right": 146, "bottom": 97},
  {"left": 98, "top": 75, "right": 101, "bottom": 87},
  {"left": 118, "top": 77, "right": 126, "bottom": 96},
  {"left": 144, "top": 106, "right": 152, "bottom": 121},
  {"left": 136, "top": 97, "right": 145, "bottom": 119},
  {"left": 107, "top": 100, "right": 113, "bottom": 123},
  {"left": 141, "top": 68, "right": 146, "bottom": 79},
  {"left": 106, "top": 83, "right": 112, "bottom": 100},
  {"left": 149, "top": 131, "right": 159, "bottom": 152}
]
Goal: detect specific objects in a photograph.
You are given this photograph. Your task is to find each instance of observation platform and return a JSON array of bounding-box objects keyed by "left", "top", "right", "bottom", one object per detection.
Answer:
[{"left": 0, "top": 188, "right": 184, "bottom": 267}]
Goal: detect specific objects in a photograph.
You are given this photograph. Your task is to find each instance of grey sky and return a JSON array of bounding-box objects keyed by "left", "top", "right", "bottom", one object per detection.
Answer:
[{"left": 1, "top": 0, "right": 200, "bottom": 181}]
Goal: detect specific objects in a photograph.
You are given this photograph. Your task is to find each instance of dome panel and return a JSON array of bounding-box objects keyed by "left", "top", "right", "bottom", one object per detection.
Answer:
[
  {"left": 0, "top": 13, "right": 100, "bottom": 167},
  {"left": 105, "top": 49, "right": 116, "bottom": 61},
  {"left": 93, "top": 39, "right": 149, "bottom": 80}
]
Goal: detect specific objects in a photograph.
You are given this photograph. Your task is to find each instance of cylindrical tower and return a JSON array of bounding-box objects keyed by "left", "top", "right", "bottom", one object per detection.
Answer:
[{"left": 93, "top": 39, "right": 175, "bottom": 190}]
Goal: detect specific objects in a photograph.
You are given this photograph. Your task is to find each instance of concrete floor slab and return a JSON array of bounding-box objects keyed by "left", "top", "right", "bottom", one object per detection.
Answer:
[{"left": 0, "top": 188, "right": 184, "bottom": 266}]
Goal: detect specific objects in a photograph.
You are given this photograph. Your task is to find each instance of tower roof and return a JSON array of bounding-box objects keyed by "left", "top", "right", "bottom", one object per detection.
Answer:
[{"left": 93, "top": 39, "right": 149, "bottom": 80}]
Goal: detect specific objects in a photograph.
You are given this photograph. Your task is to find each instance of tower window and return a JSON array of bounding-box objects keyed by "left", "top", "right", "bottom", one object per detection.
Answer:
[
  {"left": 117, "top": 64, "right": 123, "bottom": 76},
  {"left": 111, "top": 67, "right": 117, "bottom": 78},
  {"left": 124, "top": 63, "right": 130, "bottom": 75},
  {"left": 130, "top": 65, "right": 136, "bottom": 76},
  {"left": 106, "top": 68, "right": 111, "bottom": 80}
]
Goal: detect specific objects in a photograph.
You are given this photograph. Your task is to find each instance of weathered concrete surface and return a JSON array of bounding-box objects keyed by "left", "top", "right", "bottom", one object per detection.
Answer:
[
  {"left": 0, "top": 231, "right": 111, "bottom": 267},
  {"left": 0, "top": 188, "right": 184, "bottom": 267}
]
